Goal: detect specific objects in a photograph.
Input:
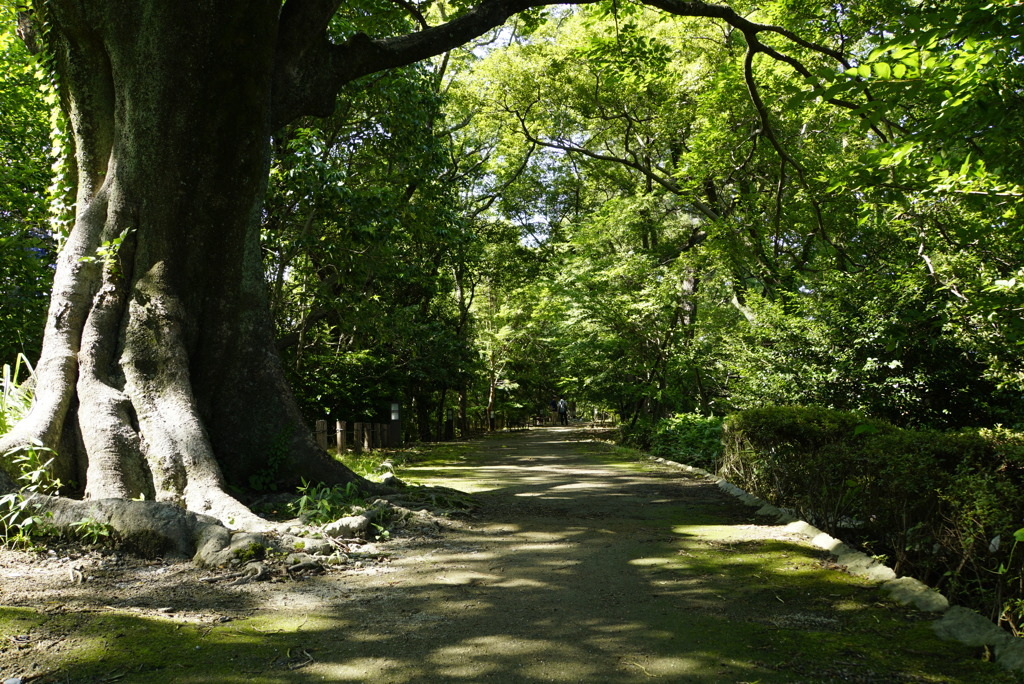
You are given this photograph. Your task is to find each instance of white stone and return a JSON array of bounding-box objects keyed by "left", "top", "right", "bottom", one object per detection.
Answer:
[
  {"left": 882, "top": 576, "right": 948, "bottom": 612},
  {"left": 323, "top": 514, "right": 372, "bottom": 538}
]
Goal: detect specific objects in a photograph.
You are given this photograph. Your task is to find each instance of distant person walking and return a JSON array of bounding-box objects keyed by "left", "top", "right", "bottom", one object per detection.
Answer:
[{"left": 557, "top": 397, "right": 569, "bottom": 426}]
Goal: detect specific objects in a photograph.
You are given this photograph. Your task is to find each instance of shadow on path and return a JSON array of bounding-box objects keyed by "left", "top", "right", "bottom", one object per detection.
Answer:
[{"left": 24, "top": 428, "right": 1012, "bottom": 683}]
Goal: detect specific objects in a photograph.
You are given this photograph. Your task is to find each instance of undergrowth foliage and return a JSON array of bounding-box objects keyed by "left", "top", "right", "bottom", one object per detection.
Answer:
[
  {"left": 720, "top": 406, "right": 1024, "bottom": 635},
  {"left": 0, "top": 354, "right": 34, "bottom": 437},
  {"left": 0, "top": 357, "right": 60, "bottom": 547},
  {"left": 0, "top": 442, "right": 61, "bottom": 547},
  {"left": 289, "top": 479, "right": 366, "bottom": 524},
  {"left": 1, "top": 357, "right": 115, "bottom": 549},
  {"left": 649, "top": 413, "right": 724, "bottom": 470}
]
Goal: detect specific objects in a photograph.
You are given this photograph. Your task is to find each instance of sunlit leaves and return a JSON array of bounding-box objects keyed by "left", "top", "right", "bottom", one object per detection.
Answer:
[
  {"left": 263, "top": 54, "right": 483, "bottom": 427},
  {"left": 0, "top": 12, "right": 54, "bottom": 364},
  {"left": 442, "top": 0, "right": 1024, "bottom": 426}
]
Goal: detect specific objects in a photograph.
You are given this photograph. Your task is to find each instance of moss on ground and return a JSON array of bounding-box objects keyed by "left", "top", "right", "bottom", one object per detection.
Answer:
[
  {"left": 0, "top": 607, "right": 340, "bottom": 683},
  {"left": 2, "top": 430, "right": 1020, "bottom": 683}
]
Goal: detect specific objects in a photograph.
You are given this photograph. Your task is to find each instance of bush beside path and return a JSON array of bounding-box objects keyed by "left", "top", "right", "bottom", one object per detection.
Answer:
[{"left": 0, "top": 427, "right": 1016, "bottom": 682}]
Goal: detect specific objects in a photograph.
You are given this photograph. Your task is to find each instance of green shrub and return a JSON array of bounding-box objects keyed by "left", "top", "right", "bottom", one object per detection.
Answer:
[
  {"left": 721, "top": 406, "right": 895, "bottom": 531},
  {"left": 288, "top": 480, "right": 365, "bottom": 525},
  {"left": 619, "top": 417, "right": 656, "bottom": 451},
  {"left": 937, "top": 428, "right": 1024, "bottom": 632},
  {"left": 721, "top": 406, "right": 1024, "bottom": 634},
  {"left": 650, "top": 413, "right": 724, "bottom": 470}
]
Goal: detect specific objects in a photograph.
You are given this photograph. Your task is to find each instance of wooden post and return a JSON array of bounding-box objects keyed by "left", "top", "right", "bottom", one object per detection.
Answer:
[
  {"left": 315, "top": 419, "right": 328, "bottom": 450},
  {"left": 353, "top": 422, "right": 363, "bottom": 453},
  {"left": 336, "top": 420, "right": 346, "bottom": 453}
]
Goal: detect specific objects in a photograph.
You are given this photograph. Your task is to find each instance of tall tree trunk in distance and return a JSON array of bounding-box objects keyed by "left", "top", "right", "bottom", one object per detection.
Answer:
[
  {"left": 0, "top": 2, "right": 366, "bottom": 527},
  {"left": 486, "top": 378, "right": 497, "bottom": 432},
  {"left": 458, "top": 388, "right": 469, "bottom": 437},
  {"left": 416, "top": 393, "right": 433, "bottom": 442}
]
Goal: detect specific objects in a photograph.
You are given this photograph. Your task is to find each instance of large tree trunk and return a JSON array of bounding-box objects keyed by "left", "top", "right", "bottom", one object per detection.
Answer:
[
  {"left": 0, "top": 0, "right": 783, "bottom": 537},
  {"left": 0, "top": 2, "right": 366, "bottom": 527}
]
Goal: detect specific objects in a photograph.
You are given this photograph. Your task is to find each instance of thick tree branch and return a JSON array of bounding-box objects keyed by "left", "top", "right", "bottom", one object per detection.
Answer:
[
  {"left": 272, "top": 0, "right": 860, "bottom": 133},
  {"left": 273, "top": 0, "right": 589, "bottom": 127},
  {"left": 273, "top": 0, "right": 345, "bottom": 126}
]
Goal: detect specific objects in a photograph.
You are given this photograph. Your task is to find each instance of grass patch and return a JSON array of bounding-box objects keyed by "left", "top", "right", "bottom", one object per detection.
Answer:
[
  {"left": 625, "top": 517, "right": 1019, "bottom": 682},
  {"left": 573, "top": 437, "right": 658, "bottom": 473},
  {"left": 330, "top": 441, "right": 477, "bottom": 481}
]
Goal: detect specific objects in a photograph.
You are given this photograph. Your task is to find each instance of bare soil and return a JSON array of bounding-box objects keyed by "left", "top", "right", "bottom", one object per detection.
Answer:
[{"left": 0, "top": 427, "right": 1017, "bottom": 683}]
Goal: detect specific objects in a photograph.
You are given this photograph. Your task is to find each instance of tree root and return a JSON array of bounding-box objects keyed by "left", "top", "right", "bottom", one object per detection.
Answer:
[
  {"left": 227, "top": 561, "right": 271, "bottom": 585},
  {"left": 45, "top": 496, "right": 225, "bottom": 559},
  {"left": 21, "top": 484, "right": 450, "bottom": 576}
]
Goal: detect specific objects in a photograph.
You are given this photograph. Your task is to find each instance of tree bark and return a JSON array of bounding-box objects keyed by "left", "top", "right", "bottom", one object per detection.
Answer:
[{"left": 0, "top": 2, "right": 368, "bottom": 527}]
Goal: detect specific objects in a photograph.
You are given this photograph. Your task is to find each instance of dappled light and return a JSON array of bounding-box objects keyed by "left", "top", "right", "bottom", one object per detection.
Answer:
[
  {"left": 0, "top": 0, "right": 1022, "bottom": 678},
  {"left": 1, "top": 428, "right": 1013, "bottom": 681}
]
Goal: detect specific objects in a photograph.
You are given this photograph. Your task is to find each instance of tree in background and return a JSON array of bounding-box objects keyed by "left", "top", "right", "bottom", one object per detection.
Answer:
[
  {"left": 263, "top": 58, "right": 480, "bottom": 442},
  {"left": 450, "top": 0, "right": 1024, "bottom": 434}
]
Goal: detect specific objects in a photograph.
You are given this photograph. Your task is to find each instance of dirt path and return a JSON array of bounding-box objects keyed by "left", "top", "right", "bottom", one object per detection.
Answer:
[{"left": 0, "top": 427, "right": 1015, "bottom": 682}]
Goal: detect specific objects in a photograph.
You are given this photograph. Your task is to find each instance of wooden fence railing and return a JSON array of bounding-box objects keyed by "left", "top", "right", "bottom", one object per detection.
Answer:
[
  {"left": 314, "top": 419, "right": 392, "bottom": 453},
  {"left": 314, "top": 409, "right": 617, "bottom": 451}
]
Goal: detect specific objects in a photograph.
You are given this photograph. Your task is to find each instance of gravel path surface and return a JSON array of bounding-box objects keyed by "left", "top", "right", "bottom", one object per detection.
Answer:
[
  {"left": 312, "top": 427, "right": 1009, "bottom": 683},
  {"left": 0, "top": 426, "right": 1014, "bottom": 682}
]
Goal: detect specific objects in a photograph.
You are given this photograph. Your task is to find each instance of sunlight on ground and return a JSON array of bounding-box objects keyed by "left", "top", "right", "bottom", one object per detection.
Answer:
[
  {"left": 2, "top": 431, "right": 1013, "bottom": 684},
  {"left": 672, "top": 522, "right": 792, "bottom": 542},
  {"left": 320, "top": 657, "right": 395, "bottom": 681}
]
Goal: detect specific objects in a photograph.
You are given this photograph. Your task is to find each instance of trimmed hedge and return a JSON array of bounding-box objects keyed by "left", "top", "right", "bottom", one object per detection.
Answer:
[{"left": 721, "top": 406, "right": 1024, "bottom": 634}]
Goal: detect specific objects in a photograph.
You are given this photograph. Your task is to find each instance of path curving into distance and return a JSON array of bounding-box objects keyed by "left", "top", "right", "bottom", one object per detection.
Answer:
[
  {"left": 306, "top": 427, "right": 1008, "bottom": 683},
  {"left": 17, "top": 426, "right": 1006, "bottom": 682}
]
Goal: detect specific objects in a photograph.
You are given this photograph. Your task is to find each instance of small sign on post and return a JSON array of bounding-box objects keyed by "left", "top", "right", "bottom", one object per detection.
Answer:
[{"left": 388, "top": 402, "right": 401, "bottom": 447}]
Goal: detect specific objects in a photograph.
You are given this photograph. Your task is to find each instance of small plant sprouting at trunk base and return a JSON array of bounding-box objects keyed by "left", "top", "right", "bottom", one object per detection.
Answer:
[
  {"left": 0, "top": 442, "right": 62, "bottom": 549},
  {"left": 289, "top": 480, "right": 367, "bottom": 525},
  {"left": 68, "top": 517, "right": 114, "bottom": 546}
]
